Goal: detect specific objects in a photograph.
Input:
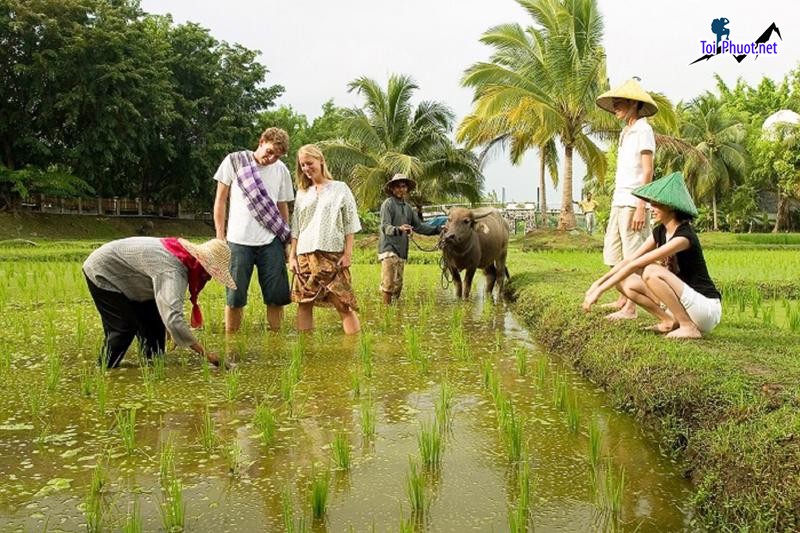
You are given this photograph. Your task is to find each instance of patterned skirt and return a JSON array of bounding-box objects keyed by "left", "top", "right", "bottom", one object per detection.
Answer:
[{"left": 291, "top": 251, "right": 358, "bottom": 312}]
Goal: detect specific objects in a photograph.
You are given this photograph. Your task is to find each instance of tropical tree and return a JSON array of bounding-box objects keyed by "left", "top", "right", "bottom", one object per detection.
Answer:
[
  {"left": 458, "top": 101, "right": 559, "bottom": 219},
  {"left": 754, "top": 122, "right": 800, "bottom": 231},
  {"left": 680, "top": 94, "right": 748, "bottom": 230},
  {"left": 320, "top": 75, "right": 483, "bottom": 210},
  {"left": 460, "top": 0, "right": 607, "bottom": 230}
]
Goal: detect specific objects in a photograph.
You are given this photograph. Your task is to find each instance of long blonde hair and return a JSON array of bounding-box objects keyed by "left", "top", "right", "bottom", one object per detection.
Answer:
[{"left": 295, "top": 144, "right": 334, "bottom": 191}]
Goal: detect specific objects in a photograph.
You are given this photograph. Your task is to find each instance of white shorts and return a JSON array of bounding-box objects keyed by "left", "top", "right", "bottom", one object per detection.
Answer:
[
  {"left": 603, "top": 206, "right": 650, "bottom": 266},
  {"left": 679, "top": 284, "right": 722, "bottom": 333}
]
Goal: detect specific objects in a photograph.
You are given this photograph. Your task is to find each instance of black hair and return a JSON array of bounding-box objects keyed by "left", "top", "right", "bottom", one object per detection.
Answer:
[{"left": 674, "top": 209, "right": 694, "bottom": 222}]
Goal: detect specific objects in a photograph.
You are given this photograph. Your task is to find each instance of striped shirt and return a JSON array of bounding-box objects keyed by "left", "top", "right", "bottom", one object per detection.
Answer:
[{"left": 82, "top": 237, "right": 197, "bottom": 347}]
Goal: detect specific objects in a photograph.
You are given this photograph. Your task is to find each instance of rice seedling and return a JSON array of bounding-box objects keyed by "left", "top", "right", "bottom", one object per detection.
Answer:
[
  {"left": 788, "top": 303, "right": 800, "bottom": 333},
  {"left": 280, "top": 355, "right": 302, "bottom": 417},
  {"left": 253, "top": 400, "right": 278, "bottom": 446},
  {"left": 360, "top": 393, "right": 376, "bottom": 439},
  {"left": 331, "top": 432, "right": 351, "bottom": 470},
  {"left": 350, "top": 370, "right": 362, "bottom": 399},
  {"left": 116, "top": 407, "right": 137, "bottom": 454},
  {"left": 309, "top": 468, "right": 330, "bottom": 520},
  {"left": 399, "top": 514, "right": 415, "bottom": 533},
  {"left": 159, "top": 436, "right": 176, "bottom": 485},
  {"left": 501, "top": 403, "right": 525, "bottom": 463},
  {"left": 516, "top": 460, "right": 532, "bottom": 511},
  {"left": 597, "top": 459, "right": 625, "bottom": 517},
  {"left": 450, "top": 304, "right": 464, "bottom": 329},
  {"left": 159, "top": 477, "right": 186, "bottom": 531},
  {"left": 27, "top": 385, "right": 49, "bottom": 421},
  {"left": 507, "top": 501, "right": 529, "bottom": 533},
  {"left": 201, "top": 355, "right": 211, "bottom": 382},
  {"left": 536, "top": 359, "right": 548, "bottom": 386},
  {"left": 45, "top": 351, "right": 62, "bottom": 392},
  {"left": 588, "top": 416, "right": 602, "bottom": 470},
  {"left": 0, "top": 345, "right": 11, "bottom": 374},
  {"left": 552, "top": 373, "right": 567, "bottom": 411},
  {"left": 358, "top": 331, "right": 374, "bottom": 378},
  {"left": 515, "top": 347, "right": 528, "bottom": 377},
  {"left": 139, "top": 362, "right": 156, "bottom": 400},
  {"left": 197, "top": 405, "right": 217, "bottom": 453},
  {"left": 152, "top": 354, "right": 167, "bottom": 380},
  {"left": 450, "top": 325, "right": 470, "bottom": 360},
  {"left": 404, "top": 325, "right": 428, "bottom": 373},
  {"left": 434, "top": 379, "right": 455, "bottom": 431},
  {"left": 225, "top": 367, "right": 240, "bottom": 402},
  {"left": 95, "top": 367, "right": 108, "bottom": 415},
  {"left": 83, "top": 461, "right": 106, "bottom": 533},
  {"left": 381, "top": 303, "right": 396, "bottom": 331},
  {"left": 418, "top": 419, "right": 443, "bottom": 468},
  {"left": 405, "top": 458, "right": 428, "bottom": 515},
  {"left": 122, "top": 500, "right": 143, "bottom": 533},
  {"left": 566, "top": 395, "right": 580, "bottom": 433},
  {"left": 282, "top": 488, "right": 307, "bottom": 533},
  {"left": 223, "top": 437, "right": 243, "bottom": 476},
  {"left": 79, "top": 363, "right": 95, "bottom": 397}
]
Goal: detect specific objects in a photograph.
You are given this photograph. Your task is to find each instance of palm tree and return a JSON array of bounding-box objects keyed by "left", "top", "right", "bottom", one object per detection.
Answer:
[
  {"left": 680, "top": 94, "right": 748, "bottom": 230},
  {"left": 320, "top": 75, "right": 483, "bottom": 210},
  {"left": 460, "top": 0, "right": 607, "bottom": 230}
]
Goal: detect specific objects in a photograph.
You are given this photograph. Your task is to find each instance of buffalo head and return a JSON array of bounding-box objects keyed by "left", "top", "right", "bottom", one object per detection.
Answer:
[{"left": 441, "top": 207, "right": 491, "bottom": 248}]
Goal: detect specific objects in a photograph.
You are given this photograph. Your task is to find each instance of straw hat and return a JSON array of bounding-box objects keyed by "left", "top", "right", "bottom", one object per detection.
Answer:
[
  {"left": 178, "top": 238, "right": 237, "bottom": 289},
  {"left": 596, "top": 79, "right": 658, "bottom": 118},
  {"left": 632, "top": 172, "right": 698, "bottom": 217},
  {"left": 384, "top": 174, "right": 417, "bottom": 195}
]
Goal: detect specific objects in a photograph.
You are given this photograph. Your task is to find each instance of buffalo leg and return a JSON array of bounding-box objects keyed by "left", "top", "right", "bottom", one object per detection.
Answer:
[
  {"left": 496, "top": 251, "right": 509, "bottom": 301},
  {"left": 484, "top": 265, "right": 497, "bottom": 297},
  {"left": 464, "top": 268, "right": 476, "bottom": 299},
  {"left": 451, "top": 268, "right": 463, "bottom": 299}
]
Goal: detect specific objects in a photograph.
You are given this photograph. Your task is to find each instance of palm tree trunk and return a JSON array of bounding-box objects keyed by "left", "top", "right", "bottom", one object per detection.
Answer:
[
  {"left": 539, "top": 149, "right": 547, "bottom": 220},
  {"left": 712, "top": 193, "right": 718, "bottom": 231},
  {"left": 557, "top": 145, "right": 576, "bottom": 230},
  {"left": 773, "top": 193, "right": 787, "bottom": 233}
]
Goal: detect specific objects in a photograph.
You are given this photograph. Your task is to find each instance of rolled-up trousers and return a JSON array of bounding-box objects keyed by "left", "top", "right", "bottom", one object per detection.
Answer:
[{"left": 84, "top": 274, "right": 166, "bottom": 368}]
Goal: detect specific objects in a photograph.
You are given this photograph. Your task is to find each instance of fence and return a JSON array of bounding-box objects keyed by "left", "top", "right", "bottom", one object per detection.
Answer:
[{"left": 18, "top": 195, "right": 208, "bottom": 219}]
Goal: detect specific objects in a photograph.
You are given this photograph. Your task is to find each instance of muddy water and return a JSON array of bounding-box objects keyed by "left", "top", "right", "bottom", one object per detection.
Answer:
[{"left": 0, "top": 264, "right": 692, "bottom": 531}]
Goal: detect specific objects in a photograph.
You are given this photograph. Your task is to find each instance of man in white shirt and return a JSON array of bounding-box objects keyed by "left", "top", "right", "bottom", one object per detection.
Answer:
[
  {"left": 213, "top": 127, "right": 294, "bottom": 333},
  {"left": 595, "top": 79, "right": 657, "bottom": 319}
]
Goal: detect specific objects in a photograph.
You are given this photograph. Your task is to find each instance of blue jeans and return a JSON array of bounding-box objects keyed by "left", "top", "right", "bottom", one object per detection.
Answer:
[{"left": 226, "top": 240, "right": 290, "bottom": 307}]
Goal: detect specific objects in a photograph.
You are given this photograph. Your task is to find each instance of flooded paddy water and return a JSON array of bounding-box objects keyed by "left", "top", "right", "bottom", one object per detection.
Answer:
[{"left": 0, "top": 259, "right": 693, "bottom": 531}]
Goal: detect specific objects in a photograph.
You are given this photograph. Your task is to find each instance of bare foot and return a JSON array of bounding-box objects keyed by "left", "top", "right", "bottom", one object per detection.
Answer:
[
  {"left": 600, "top": 301, "right": 624, "bottom": 311},
  {"left": 604, "top": 310, "right": 637, "bottom": 320},
  {"left": 643, "top": 322, "right": 678, "bottom": 333},
  {"left": 665, "top": 325, "right": 702, "bottom": 339}
]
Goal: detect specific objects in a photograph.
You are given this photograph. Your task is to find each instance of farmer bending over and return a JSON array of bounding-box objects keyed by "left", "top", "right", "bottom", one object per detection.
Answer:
[
  {"left": 83, "top": 237, "right": 236, "bottom": 367},
  {"left": 378, "top": 174, "right": 440, "bottom": 304},
  {"left": 582, "top": 172, "right": 722, "bottom": 339}
]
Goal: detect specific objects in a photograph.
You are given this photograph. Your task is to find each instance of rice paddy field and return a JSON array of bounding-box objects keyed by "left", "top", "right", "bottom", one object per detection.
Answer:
[
  {"left": 0, "top": 232, "right": 798, "bottom": 531},
  {"left": 0, "top": 237, "right": 696, "bottom": 532}
]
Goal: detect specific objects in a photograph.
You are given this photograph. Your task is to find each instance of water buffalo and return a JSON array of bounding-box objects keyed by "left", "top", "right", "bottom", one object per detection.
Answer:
[{"left": 440, "top": 207, "right": 509, "bottom": 301}]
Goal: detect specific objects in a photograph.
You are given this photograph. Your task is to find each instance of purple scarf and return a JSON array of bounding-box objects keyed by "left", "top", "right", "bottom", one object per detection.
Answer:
[{"left": 234, "top": 151, "right": 291, "bottom": 243}]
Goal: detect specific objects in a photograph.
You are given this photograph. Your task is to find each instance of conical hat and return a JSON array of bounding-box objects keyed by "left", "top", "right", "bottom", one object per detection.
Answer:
[
  {"left": 178, "top": 238, "right": 237, "bottom": 289},
  {"left": 384, "top": 174, "right": 417, "bottom": 195},
  {"left": 632, "top": 172, "right": 698, "bottom": 217},
  {"left": 596, "top": 79, "right": 658, "bottom": 118}
]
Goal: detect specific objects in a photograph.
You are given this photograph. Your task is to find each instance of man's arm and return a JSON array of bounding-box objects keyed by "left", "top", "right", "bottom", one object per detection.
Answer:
[
  {"left": 380, "top": 201, "right": 398, "bottom": 236},
  {"left": 631, "top": 150, "right": 654, "bottom": 231},
  {"left": 277, "top": 201, "right": 289, "bottom": 223},
  {"left": 213, "top": 182, "right": 230, "bottom": 241}
]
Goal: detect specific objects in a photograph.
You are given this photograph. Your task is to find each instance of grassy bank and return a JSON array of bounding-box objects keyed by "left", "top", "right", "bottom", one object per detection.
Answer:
[
  {"left": 0, "top": 212, "right": 213, "bottom": 241},
  {"left": 506, "top": 232, "right": 800, "bottom": 530}
]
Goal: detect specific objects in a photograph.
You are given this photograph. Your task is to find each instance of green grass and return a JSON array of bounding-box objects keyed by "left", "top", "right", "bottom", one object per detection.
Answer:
[
  {"left": 309, "top": 469, "right": 330, "bottom": 520},
  {"left": 405, "top": 458, "right": 428, "bottom": 515},
  {"left": 197, "top": 405, "right": 217, "bottom": 453},
  {"left": 417, "top": 419, "right": 443, "bottom": 468},
  {"left": 116, "top": 407, "right": 137, "bottom": 454},
  {"left": 159, "top": 477, "right": 185, "bottom": 531},
  {"left": 508, "top": 240, "right": 800, "bottom": 530},
  {"left": 253, "top": 400, "right": 278, "bottom": 446}
]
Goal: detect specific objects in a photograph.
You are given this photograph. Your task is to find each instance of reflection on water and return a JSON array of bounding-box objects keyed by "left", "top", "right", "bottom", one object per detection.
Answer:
[{"left": 0, "top": 265, "right": 692, "bottom": 531}]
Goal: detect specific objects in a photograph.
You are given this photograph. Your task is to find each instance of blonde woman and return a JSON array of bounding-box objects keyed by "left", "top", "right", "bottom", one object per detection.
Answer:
[{"left": 288, "top": 144, "right": 361, "bottom": 333}]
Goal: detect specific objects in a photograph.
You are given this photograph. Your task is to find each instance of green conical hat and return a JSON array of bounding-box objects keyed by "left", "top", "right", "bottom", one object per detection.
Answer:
[
  {"left": 596, "top": 79, "right": 658, "bottom": 118},
  {"left": 632, "top": 172, "right": 698, "bottom": 217}
]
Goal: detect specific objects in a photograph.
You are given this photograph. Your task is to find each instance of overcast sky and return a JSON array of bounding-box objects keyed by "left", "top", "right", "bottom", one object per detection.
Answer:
[{"left": 141, "top": 0, "right": 798, "bottom": 206}]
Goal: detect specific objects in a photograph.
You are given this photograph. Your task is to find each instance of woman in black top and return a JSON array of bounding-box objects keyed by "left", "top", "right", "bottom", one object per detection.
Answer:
[{"left": 583, "top": 172, "right": 721, "bottom": 339}]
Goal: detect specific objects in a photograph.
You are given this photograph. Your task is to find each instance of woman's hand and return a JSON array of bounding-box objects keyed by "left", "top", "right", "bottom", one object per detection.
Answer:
[
  {"left": 288, "top": 254, "right": 299, "bottom": 274},
  {"left": 337, "top": 252, "right": 352, "bottom": 269},
  {"left": 582, "top": 289, "right": 600, "bottom": 312}
]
